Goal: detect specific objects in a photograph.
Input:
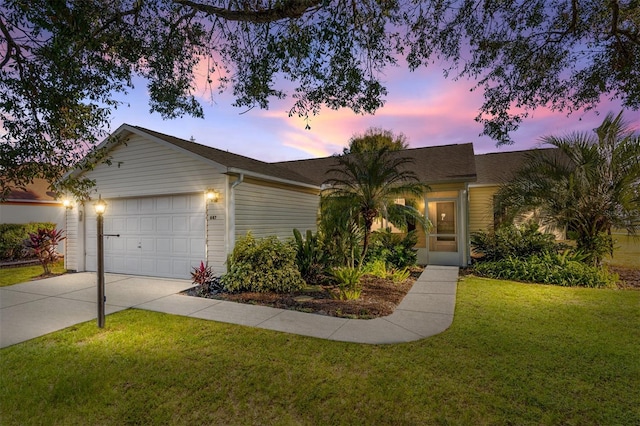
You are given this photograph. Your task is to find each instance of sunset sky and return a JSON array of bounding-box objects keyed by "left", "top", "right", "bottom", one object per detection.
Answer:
[{"left": 109, "top": 62, "right": 638, "bottom": 163}]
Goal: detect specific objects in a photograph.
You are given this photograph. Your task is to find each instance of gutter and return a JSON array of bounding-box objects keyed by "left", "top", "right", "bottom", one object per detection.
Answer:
[{"left": 226, "top": 167, "right": 320, "bottom": 190}]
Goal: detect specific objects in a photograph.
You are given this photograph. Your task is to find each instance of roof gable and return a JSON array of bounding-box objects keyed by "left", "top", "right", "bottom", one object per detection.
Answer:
[{"left": 69, "top": 124, "right": 318, "bottom": 188}]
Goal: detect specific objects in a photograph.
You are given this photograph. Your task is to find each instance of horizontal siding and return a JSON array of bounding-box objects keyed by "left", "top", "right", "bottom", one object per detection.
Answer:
[
  {"left": 235, "top": 182, "right": 319, "bottom": 241},
  {"left": 82, "top": 135, "right": 225, "bottom": 198},
  {"left": 469, "top": 186, "right": 497, "bottom": 232},
  {"left": 65, "top": 207, "right": 79, "bottom": 271},
  {"left": 206, "top": 193, "right": 227, "bottom": 275}
]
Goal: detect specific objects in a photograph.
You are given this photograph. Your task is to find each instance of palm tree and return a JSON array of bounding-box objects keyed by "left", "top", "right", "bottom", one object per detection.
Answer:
[
  {"left": 323, "top": 146, "right": 429, "bottom": 261},
  {"left": 495, "top": 112, "right": 640, "bottom": 265}
]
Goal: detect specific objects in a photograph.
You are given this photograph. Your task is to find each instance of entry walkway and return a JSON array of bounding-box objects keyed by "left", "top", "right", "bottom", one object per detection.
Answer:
[{"left": 0, "top": 266, "right": 458, "bottom": 348}]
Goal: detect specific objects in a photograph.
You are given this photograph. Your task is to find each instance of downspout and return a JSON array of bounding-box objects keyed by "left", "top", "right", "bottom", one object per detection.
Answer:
[{"left": 228, "top": 173, "right": 244, "bottom": 255}]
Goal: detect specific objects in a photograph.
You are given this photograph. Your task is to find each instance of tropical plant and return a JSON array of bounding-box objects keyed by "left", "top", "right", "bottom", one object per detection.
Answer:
[
  {"left": 330, "top": 266, "right": 364, "bottom": 301},
  {"left": 222, "top": 233, "right": 304, "bottom": 293},
  {"left": 190, "top": 261, "right": 223, "bottom": 297},
  {"left": 292, "top": 229, "right": 326, "bottom": 284},
  {"left": 473, "top": 254, "right": 618, "bottom": 288},
  {"left": 495, "top": 112, "right": 640, "bottom": 266},
  {"left": 0, "top": 222, "right": 55, "bottom": 260},
  {"left": 323, "top": 139, "right": 429, "bottom": 260},
  {"left": 366, "top": 228, "right": 419, "bottom": 268},
  {"left": 23, "top": 227, "right": 65, "bottom": 275},
  {"left": 471, "top": 222, "right": 561, "bottom": 262}
]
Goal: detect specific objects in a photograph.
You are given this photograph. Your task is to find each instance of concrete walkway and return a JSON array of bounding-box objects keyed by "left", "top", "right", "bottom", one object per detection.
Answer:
[{"left": 0, "top": 266, "right": 458, "bottom": 348}]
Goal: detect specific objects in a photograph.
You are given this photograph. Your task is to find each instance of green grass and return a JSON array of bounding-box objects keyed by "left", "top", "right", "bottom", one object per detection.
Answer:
[
  {"left": 0, "top": 260, "right": 66, "bottom": 287},
  {"left": 1, "top": 276, "right": 638, "bottom": 425},
  {"left": 607, "top": 234, "right": 640, "bottom": 268}
]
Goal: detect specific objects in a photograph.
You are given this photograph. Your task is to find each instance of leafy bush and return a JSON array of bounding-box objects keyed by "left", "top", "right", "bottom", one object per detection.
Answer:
[
  {"left": 471, "top": 222, "right": 561, "bottom": 262},
  {"left": 24, "top": 227, "right": 65, "bottom": 275},
  {"left": 292, "top": 229, "right": 326, "bottom": 284},
  {"left": 366, "top": 229, "right": 418, "bottom": 268},
  {"left": 362, "top": 258, "right": 388, "bottom": 278},
  {"left": 330, "top": 266, "right": 363, "bottom": 300},
  {"left": 0, "top": 222, "right": 55, "bottom": 260},
  {"left": 222, "top": 233, "right": 304, "bottom": 293},
  {"left": 473, "top": 252, "right": 618, "bottom": 288}
]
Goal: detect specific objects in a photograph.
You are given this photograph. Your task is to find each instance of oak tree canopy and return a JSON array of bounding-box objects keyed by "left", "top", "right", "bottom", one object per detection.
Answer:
[{"left": 1, "top": 0, "right": 638, "bottom": 198}]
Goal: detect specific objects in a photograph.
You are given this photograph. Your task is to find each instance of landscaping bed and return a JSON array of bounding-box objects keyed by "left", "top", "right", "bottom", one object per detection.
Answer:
[
  {"left": 610, "top": 266, "right": 640, "bottom": 289},
  {"left": 183, "top": 268, "right": 421, "bottom": 319}
]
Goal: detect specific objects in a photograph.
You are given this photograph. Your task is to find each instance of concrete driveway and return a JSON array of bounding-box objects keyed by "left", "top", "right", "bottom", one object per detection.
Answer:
[
  {"left": 0, "top": 273, "right": 193, "bottom": 348},
  {"left": 1, "top": 266, "right": 458, "bottom": 348}
]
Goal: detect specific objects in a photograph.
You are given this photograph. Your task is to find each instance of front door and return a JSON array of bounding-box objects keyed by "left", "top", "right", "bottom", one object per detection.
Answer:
[{"left": 427, "top": 199, "right": 460, "bottom": 265}]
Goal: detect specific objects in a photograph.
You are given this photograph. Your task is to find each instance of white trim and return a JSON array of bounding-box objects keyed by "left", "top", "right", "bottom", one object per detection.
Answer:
[{"left": 226, "top": 167, "right": 320, "bottom": 190}]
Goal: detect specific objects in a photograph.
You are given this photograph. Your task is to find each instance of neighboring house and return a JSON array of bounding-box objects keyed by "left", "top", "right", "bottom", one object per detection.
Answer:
[
  {"left": 277, "top": 144, "right": 478, "bottom": 267},
  {"left": 62, "top": 124, "right": 320, "bottom": 278},
  {"left": 469, "top": 149, "right": 565, "bottom": 238},
  {"left": 0, "top": 178, "right": 67, "bottom": 254}
]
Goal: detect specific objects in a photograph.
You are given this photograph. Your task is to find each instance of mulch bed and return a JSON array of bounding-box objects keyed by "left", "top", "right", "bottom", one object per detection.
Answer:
[
  {"left": 609, "top": 266, "right": 640, "bottom": 290},
  {"left": 184, "top": 268, "right": 422, "bottom": 319}
]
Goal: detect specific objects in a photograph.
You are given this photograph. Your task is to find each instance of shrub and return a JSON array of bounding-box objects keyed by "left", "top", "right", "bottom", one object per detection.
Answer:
[
  {"left": 24, "top": 227, "right": 65, "bottom": 275},
  {"left": 390, "top": 267, "right": 411, "bottom": 283},
  {"left": 330, "top": 266, "right": 363, "bottom": 300},
  {"left": 362, "top": 258, "right": 388, "bottom": 278},
  {"left": 366, "top": 229, "right": 418, "bottom": 268},
  {"left": 473, "top": 252, "right": 618, "bottom": 288},
  {"left": 362, "top": 259, "right": 410, "bottom": 283},
  {"left": 471, "top": 222, "right": 561, "bottom": 262},
  {"left": 292, "top": 229, "right": 326, "bottom": 284},
  {"left": 0, "top": 222, "right": 55, "bottom": 260},
  {"left": 190, "top": 261, "right": 223, "bottom": 297},
  {"left": 222, "top": 233, "right": 304, "bottom": 293}
]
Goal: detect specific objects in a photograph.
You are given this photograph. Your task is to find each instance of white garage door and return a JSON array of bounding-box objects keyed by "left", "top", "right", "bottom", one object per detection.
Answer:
[{"left": 85, "top": 194, "right": 206, "bottom": 279}]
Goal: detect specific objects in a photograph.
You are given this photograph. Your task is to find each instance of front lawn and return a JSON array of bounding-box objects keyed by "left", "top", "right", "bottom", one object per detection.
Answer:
[
  {"left": 1, "top": 276, "right": 638, "bottom": 425},
  {"left": 0, "top": 259, "right": 66, "bottom": 287}
]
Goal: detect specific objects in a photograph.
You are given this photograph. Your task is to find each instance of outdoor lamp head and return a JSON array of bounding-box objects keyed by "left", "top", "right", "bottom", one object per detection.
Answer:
[
  {"left": 206, "top": 189, "right": 219, "bottom": 202},
  {"left": 94, "top": 196, "right": 107, "bottom": 215}
]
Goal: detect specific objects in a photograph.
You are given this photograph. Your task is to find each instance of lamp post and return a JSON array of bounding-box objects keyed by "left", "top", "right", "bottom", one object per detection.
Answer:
[{"left": 94, "top": 195, "right": 107, "bottom": 328}]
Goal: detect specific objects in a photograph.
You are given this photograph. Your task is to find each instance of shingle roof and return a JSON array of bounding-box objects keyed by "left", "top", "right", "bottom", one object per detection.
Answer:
[
  {"left": 473, "top": 148, "right": 559, "bottom": 185},
  {"left": 275, "top": 143, "right": 477, "bottom": 186},
  {"left": 4, "top": 178, "right": 58, "bottom": 202},
  {"left": 131, "top": 126, "right": 318, "bottom": 187}
]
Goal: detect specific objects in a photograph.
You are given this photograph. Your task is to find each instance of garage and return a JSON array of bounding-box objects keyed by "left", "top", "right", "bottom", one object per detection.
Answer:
[
  {"left": 84, "top": 194, "right": 206, "bottom": 279},
  {"left": 63, "top": 124, "right": 320, "bottom": 278}
]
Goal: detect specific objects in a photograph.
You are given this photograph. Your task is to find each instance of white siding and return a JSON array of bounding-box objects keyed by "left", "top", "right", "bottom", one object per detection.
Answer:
[
  {"left": 64, "top": 206, "right": 80, "bottom": 271},
  {"left": 82, "top": 134, "right": 225, "bottom": 198},
  {"left": 234, "top": 181, "right": 319, "bottom": 241},
  {"left": 206, "top": 187, "right": 227, "bottom": 274}
]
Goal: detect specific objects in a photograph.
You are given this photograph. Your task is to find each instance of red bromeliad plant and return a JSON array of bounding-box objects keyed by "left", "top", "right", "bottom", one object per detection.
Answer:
[{"left": 24, "top": 228, "right": 66, "bottom": 275}]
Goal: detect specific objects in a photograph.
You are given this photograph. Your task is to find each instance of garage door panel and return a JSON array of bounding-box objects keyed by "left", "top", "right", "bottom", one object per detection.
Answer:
[
  {"left": 191, "top": 238, "right": 205, "bottom": 254},
  {"left": 173, "top": 238, "right": 188, "bottom": 254},
  {"left": 126, "top": 217, "right": 139, "bottom": 232},
  {"left": 140, "top": 217, "right": 154, "bottom": 232},
  {"left": 172, "top": 195, "right": 189, "bottom": 210},
  {"left": 172, "top": 216, "right": 188, "bottom": 232},
  {"left": 157, "top": 217, "right": 171, "bottom": 232},
  {"left": 156, "top": 238, "right": 171, "bottom": 253}
]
